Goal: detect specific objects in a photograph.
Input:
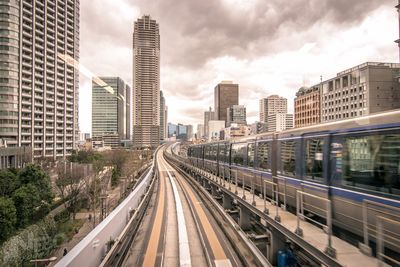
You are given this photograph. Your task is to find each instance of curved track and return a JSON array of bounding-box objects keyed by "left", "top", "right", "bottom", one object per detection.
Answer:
[{"left": 122, "top": 146, "right": 241, "bottom": 267}]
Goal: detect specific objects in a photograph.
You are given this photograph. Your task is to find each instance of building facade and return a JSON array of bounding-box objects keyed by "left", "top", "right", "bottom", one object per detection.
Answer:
[
  {"left": 160, "top": 90, "right": 167, "bottom": 140},
  {"left": 259, "top": 95, "right": 287, "bottom": 123},
  {"left": 196, "top": 124, "right": 204, "bottom": 140},
  {"left": 267, "top": 114, "right": 294, "bottom": 132},
  {"left": 223, "top": 123, "right": 251, "bottom": 140},
  {"left": 0, "top": 0, "right": 80, "bottom": 159},
  {"left": 208, "top": 120, "right": 225, "bottom": 141},
  {"left": 320, "top": 62, "right": 400, "bottom": 123},
  {"left": 214, "top": 81, "right": 239, "bottom": 126},
  {"left": 294, "top": 86, "right": 321, "bottom": 128},
  {"left": 227, "top": 105, "right": 246, "bottom": 126},
  {"left": 92, "top": 77, "right": 130, "bottom": 145},
  {"left": 203, "top": 107, "right": 215, "bottom": 140},
  {"left": 168, "top": 122, "right": 177, "bottom": 138},
  {"left": 132, "top": 15, "right": 160, "bottom": 148}
]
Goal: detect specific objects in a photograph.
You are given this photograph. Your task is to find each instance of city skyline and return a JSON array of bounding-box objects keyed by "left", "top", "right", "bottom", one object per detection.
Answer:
[{"left": 78, "top": 1, "right": 398, "bottom": 133}]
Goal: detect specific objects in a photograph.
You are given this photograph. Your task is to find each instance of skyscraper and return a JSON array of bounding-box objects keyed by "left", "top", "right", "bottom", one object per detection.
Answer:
[
  {"left": 214, "top": 81, "right": 239, "bottom": 126},
  {"left": 204, "top": 107, "right": 215, "bottom": 139},
  {"left": 132, "top": 15, "right": 160, "bottom": 148},
  {"left": 91, "top": 77, "right": 131, "bottom": 147},
  {"left": 0, "top": 0, "right": 80, "bottom": 159},
  {"left": 259, "top": 95, "right": 288, "bottom": 123},
  {"left": 227, "top": 105, "right": 247, "bottom": 126},
  {"left": 159, "top": 90, "right": 167, "bottom": 140}
]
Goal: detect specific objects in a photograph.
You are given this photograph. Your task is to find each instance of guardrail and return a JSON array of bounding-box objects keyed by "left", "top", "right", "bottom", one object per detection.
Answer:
[
  {"left": 55, "top": 160, "right": 155, "bottom": 267},
  {"left": 376, "top": 216, "right": 400, "bottom": 266},
  {"left": 295, "top": 189, "right": 336, "bottom": 258},
  {"left": 359, "top": 199, "right": 400, "bottom": 261}
]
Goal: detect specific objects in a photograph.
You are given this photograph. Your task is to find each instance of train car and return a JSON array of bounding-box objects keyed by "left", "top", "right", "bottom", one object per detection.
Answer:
[{"left": 189, "top": 109, "right": 400, "bottom": 255}]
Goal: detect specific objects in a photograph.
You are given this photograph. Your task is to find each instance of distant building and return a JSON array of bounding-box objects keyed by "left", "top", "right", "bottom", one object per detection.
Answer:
[
  {"left": 160, "top": 91, "right": 167, "bottom": 140},
  {"left": 227, "top": 105, "right": 247, "bottom": 126},
  {"left": 177, "top": 124, "right": 187, "bottom": 140},
  {"left": 168, "top": 123, "right": 177, "bottom": 138},
  {"left": 267, "top": 114, "right": 294, "bottom": 132},
  {"left": 224, "top": 124, "right": 251, "bottom": 140},
  {"left": 187, "top": 125, "right": 194, "bottom": 141},
  {"left": 133, "top": 15, "right": 160, "bottom": 148},
  {"left": 259, "top": 95, "right": 288, "bottom": 123},
  {"left": 250, "top": 122, "right": 267, "bottom": 135},
  {"left": 204, "top": 107, "right": 216, "bottom": 139},
  {"left": 196, "top": 124, "right": 204, "bottom": 140},
  {"left": 294, "top": 86, "right": 321, "bottom": 128},
  {"left": 208, "top": 120, "right": 226, "bottom": 141},
  {"left": 214, "top": 81, "right": 239, "bottom": 126},
  {"left": 320, "top": 62, "right": 400, "bottom": 123},
  {"left": 92, "top": 77, "right": 131, "bottom": 147}
]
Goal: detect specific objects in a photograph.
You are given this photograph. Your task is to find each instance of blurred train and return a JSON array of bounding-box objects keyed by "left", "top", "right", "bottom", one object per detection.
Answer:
[{"left": 187, "top": 109, "right": 400, "bottom": 256}]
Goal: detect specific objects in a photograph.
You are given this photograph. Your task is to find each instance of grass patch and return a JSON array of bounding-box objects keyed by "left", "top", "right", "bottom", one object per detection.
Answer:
[{"left": 56, "top": 218, "right": 84, "bottom": 245}]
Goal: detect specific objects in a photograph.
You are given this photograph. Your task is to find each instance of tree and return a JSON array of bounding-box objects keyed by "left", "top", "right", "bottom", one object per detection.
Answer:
[
  {"left": 18, "top": 164, "right": 53, "bottom": 203},
  {"left": 56, "top": 162, "right": 87, "bottom": 220},
  {"left": 0, "top": 197, "right": 17, "bottom": 242},
  {"left": 0, "top": 169, "right": 19, "bottom": 198},
  {"left": 12, "top": 184, "right": 41, "bottom": 228}
]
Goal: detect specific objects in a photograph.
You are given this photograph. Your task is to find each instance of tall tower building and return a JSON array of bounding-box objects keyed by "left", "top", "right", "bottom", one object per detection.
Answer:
[
  {"left": 159, "top": 90, "right": 166, "bottom": 140},
  {"left": 227, "top": 105, "right": 247, "bottom": 126},
  {"left": 92, "top": 77, "right": 130, "bottom": 147},
  {"left": 132, "top": 15, "right": 160, "bottom": 148},
  {"left": 0, "top": 0, "right": 80, "bottom": 159},
  {"left": 214, "top": 81, "right": 239, "bottom": 126},
  {"left": 259, "top": 95, "right": 288, "bottom": 123},
  {"left": 204, "top": 107, "right": 215, "bottom": 139}
]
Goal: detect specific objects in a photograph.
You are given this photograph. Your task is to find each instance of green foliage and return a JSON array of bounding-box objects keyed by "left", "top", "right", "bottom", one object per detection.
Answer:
[
  {"left": 0, "top": 197, "right": 17, "bottom": 242},
  {"left": 111, "top": 167, "right": 120, "bottom": 186},
  {"left": 12, "top": 185, "right": 41, "bottom": 228},
  {"left": 69, "top": 149, "right": 103, "bottom": 164},
  {"left": 0, "top": 169, "right": 19, "bottom": 198},
  {"left": 0, "top": 216, "right": 57, "bottom": 266},
  {"left": 18, "top": 164, "right": 53, "bottom": 203}
]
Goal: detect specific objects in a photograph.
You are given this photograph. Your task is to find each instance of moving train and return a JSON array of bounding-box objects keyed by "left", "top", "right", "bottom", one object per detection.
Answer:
[{"left": 187, "top": 109, "right": 400, "bottom": 256}]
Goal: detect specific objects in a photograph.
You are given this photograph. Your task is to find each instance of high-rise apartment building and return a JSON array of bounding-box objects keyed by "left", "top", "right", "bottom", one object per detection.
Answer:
[
  {"left": 132, "top": 15, "right": 160, "bottom": 148},
  {"left": 196, "top": 124, "right": 204, "bottom": 139},
  {"left": 92, "top": 77, "right": 130, "bottom": 147},
  {"left": 0, "top": 0, "right": 80, "bottom": 159},
  {"left": 294, "top": 86, "right": 321, "bottom": 128},
  {"left": 320, "top": 62, "right": 400, "bottom": 122},
  {"left": 227, "top": 105, "right": 246, "bottom": 126},
  {"left": 259, "top": 95, "right": 287, "bottom": 123},
  {"left": 267, "top": 114, "right": 294, "bottom": 132},
  {"left": 160, "top": 90, "right": 166, "bottom": 140},
  {"left": 214, "top": 81, "right": 239, "bottom": 126},
  {"left": 204, "top": 107, "right": 215, "bottom": 139}
]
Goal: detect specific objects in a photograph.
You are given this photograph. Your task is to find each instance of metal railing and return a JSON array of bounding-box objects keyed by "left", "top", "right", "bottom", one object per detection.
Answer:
[
  {"left": 295, "top": 189, "right": 336, "bottom": 258},
  {"left": 376, "top": 216, "right": 400, "bottom": 267},
  {"left": 263, "top": 178, "right": 280, "bottom": 222},
  {"left": 359, "top": 199, "right": 400, "bottom": 258}
]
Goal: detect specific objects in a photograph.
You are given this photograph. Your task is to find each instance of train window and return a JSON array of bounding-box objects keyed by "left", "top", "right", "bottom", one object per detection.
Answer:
[
  {"left": 304, "top": 138, "right": 324, "bottom": 181},
  {"left": 280, "top": 140, "right": 296, "bottom": 177},
  {"left": 218, "top": 144, "right": 226, "bottom": 163},
  {"left": 231, "top": 143, "right": 246, "bottom": 166},
  {"left": 258, "top": 142, "right": 271, "bottom": 171},
  {"left": 205, "top": 146, "right": 210, "bottom": 160},
  {"left": 342, "top": 134, "right": 400, "bottom": 196},
  {"left": 247, "top": 143, "right": 255, "bottom": 168},
  {"left": 211, "top": 145, "right": 218, "bottom": 161}
]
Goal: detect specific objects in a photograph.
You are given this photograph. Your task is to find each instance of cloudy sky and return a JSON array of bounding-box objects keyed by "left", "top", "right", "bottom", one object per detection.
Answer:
[{"left": 79, "top": 0, "right": 398, "bottom": 133}]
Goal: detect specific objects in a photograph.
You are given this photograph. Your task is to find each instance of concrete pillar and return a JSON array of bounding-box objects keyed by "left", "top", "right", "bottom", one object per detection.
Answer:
[
  {"left": 239, "top": 206, "right": 251, "bottom": 231},
  {"left": 222, "top": 193, "right": 233, "bottom": 210}
]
